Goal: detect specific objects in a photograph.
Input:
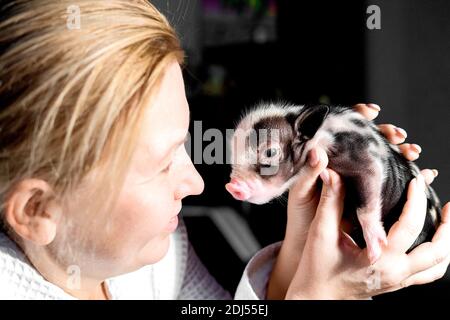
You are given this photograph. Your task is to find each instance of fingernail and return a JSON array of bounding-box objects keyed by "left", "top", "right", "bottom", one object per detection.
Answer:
[
  {"left": 394, "top": 127, "right": 407, "bottom": 138},
  {"left": 411, "top": 144, "right": 422, "bottom": 153},
  {"left": 308, "top": 148, "right": 319, "bottom": 167},
  {"left": 432, "top": 169, "right": 439, "bottom": 177},
  {"left": 367, "top": 103, "right": 381, "bottom": 112},
  {"left": 320, "top": 169, "right": 330, "bottom": 185}
]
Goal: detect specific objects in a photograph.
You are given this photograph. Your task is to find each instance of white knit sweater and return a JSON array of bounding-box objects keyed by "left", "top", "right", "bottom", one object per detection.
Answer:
[{"left": 0, "top": 219, "right": 281, "bottom": 300}]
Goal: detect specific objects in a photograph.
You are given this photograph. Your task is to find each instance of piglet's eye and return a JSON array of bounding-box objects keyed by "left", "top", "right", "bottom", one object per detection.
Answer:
[{"left": 265, "top": 147, "right": 278, "bottom": 158}]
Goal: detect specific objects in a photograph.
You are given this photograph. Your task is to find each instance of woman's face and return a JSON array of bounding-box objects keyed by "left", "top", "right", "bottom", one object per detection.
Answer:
[{"left": 58, "top": 61, "right": 204, "bottom": 276}]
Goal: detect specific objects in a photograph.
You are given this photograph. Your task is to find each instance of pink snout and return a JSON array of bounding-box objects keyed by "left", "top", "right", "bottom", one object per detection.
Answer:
[{"left": 225, "top": 178, "right": 252, "bottom": 201}]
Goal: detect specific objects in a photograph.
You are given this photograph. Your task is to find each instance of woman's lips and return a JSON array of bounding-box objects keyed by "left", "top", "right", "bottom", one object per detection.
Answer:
[
  {"left": 165, "top": 203, "right": 182, "bottom": 232},
  {"left": 165, "top": 215, "right": 179, "bottom": 232}
]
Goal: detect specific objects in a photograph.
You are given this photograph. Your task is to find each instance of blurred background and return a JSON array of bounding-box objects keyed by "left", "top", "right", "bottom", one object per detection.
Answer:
[{"left": 152, "top": 0, "right": 450, "bottom": 298}]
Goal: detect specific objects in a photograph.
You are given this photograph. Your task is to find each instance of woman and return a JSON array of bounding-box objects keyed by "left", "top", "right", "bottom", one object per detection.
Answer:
[{"left": 0, "top": 0, "right": 448, "bottom": 300}]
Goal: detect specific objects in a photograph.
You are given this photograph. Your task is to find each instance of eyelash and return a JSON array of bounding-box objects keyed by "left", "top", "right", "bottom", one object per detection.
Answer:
[{"left": 161, "top": 141, "right": 185, "bottom": 174}]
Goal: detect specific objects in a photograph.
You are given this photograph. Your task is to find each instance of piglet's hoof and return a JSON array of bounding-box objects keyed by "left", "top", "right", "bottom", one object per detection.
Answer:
[{"left": 364, "top": 225, "right": 388, "bottom": 264}]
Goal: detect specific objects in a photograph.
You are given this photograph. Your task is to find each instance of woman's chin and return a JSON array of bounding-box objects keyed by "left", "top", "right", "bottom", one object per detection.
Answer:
[{"left": 137, "top": 236, "right": 171, "bottom": 266}]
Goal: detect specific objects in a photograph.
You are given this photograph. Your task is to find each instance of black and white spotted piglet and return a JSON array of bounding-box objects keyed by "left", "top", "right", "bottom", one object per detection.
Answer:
[{"left": 225, "top": 103, "right": 441, "bottom": 263}]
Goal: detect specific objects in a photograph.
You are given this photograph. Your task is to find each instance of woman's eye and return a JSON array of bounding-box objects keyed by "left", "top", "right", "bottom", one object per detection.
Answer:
[{"left": 162, "top": 161, "right": 172, "bottom": 173}]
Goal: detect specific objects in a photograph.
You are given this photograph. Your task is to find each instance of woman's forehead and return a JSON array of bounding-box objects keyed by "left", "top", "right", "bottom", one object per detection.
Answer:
[{"left": 139, "top": 62, "right": 189, "bottom": 157}]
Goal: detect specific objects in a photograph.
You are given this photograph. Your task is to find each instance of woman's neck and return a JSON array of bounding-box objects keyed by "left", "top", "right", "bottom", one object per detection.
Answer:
[{"left": 22, "top": 244, "right": 110, "bottom": 300}]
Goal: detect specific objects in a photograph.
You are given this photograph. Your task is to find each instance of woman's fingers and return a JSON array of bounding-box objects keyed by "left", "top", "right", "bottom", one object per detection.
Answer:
[
  {"left": 352, "top": 105, "right": 421, "bottom": 160},
  {"left": 378, "top": 124, "right": 407, "bottom": 145},
  {"left": 286, "top": 147, "right": 329, "bottom": 238},
  {"left": 398, "top": 143, "right": 422, "bottom": 161},
  {"left": 376, "top": 124, "right": 422, "bottom": 161},
  {"left": 289, "top": 147, "right": 328, "bottom": 205},
  {"left": 311, "top": 169, "right": 345, "bottom": 241},
  {"left": 352, "top": 105, "right": 420, "bottom": 160},
  {"left": 353, "top": 103, "right": 381, "bottom": 121},
  {"left": 377, "top": 124, "right": 422, "bottom": 161},
  {"left": 401, "top": 203, "right": 450, "bottom": 287},
  {"left": 420, "top": 168, "right": 438, "bottom": 185},
  {"left": 400, "top": 257, "right": 450, "bottom": 287},
  {"left": 404, "top": 227, "right": 449, "bottom": 276},
  {"left": 404, "top": 242, "right": 450, "bottom": 279},
  {"left": 387, "top": 175, "right": 428, "bottom": 253}
]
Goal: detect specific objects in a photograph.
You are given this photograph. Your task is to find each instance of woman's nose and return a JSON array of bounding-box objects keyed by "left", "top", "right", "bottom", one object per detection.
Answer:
[{"left": 175, "top": 161, "right": 204, "bottom": 200}]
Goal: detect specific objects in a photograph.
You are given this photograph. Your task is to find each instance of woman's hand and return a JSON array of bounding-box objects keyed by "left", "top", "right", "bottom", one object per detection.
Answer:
[
  {"left": 266, "top": 103, "right": 433, "bottom": 299},
  {"left": 285, "top": 169, "right": 449, "bottom": 299},
  {"left": 286, "top": 103, "right": 424, "bottom": 246}
]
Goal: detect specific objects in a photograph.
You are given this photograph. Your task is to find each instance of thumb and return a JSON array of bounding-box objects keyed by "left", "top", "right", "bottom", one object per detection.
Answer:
[
  {"left": 289, "top": 147, "right": 329, "bottom": 206},
  {"left": 313, "top": 169, "right": 345, "bottom": 239}
]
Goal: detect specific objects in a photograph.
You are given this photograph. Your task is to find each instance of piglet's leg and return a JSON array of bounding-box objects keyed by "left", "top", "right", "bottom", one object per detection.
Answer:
[
  {"left": 352, "top": 163, "right": 387, "bottom": 265},
  {"left": 358, "top": 204, "right": 387, "bottom": 264}
]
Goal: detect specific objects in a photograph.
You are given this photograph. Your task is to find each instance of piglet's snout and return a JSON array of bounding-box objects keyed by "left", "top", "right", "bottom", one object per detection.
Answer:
[{"left": 225, "top": 178, "right": 252, "bottom": 201}]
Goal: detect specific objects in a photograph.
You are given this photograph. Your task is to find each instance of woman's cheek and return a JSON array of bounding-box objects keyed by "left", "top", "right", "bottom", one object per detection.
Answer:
[
  {"left": 129, "top": 182, "right": 173, "bottom": 236},
  {"left": 124, "top": 185, "right": 174, "bottom": 265}
]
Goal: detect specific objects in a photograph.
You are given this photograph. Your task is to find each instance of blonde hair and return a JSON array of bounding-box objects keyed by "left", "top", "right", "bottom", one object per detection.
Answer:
[{"left": 0, "top": 0, "right": 184, "bottom": 233}]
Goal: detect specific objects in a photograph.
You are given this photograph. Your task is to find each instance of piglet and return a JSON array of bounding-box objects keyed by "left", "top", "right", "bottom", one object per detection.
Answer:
[{"left": 226, "top": 103, "right": 441, "bottom": 264}]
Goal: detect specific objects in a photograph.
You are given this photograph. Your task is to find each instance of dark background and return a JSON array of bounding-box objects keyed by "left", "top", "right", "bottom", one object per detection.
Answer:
[{"left": 152, "top": 0, "right": 450, "bottom": 299}]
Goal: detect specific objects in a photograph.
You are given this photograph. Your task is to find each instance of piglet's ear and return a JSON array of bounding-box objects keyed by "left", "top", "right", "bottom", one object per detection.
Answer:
[{"left": 294, "top": 104, "right": 329, "bottom": 140}]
